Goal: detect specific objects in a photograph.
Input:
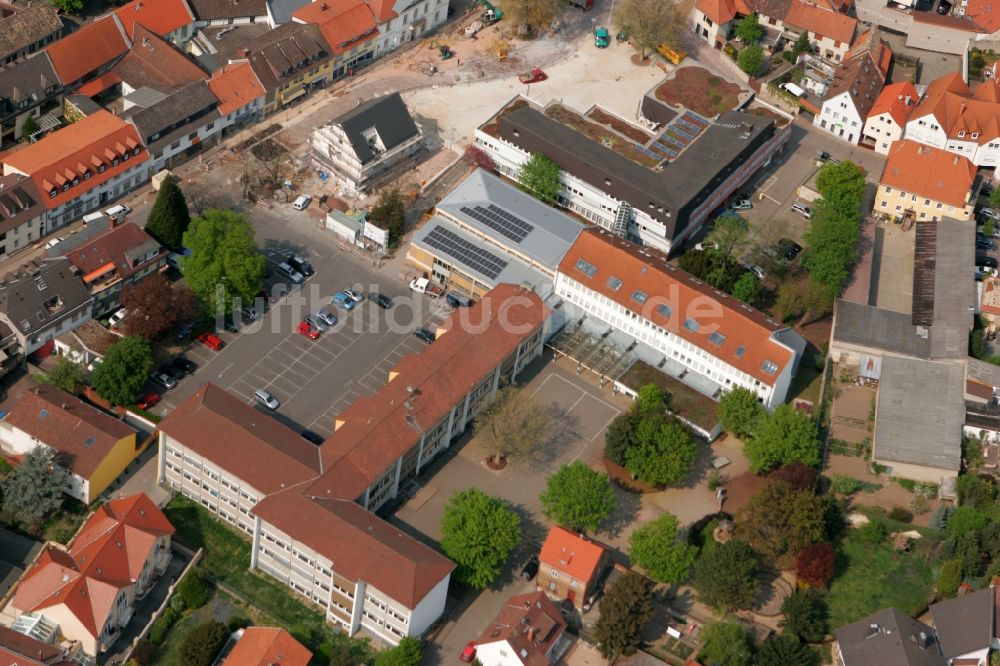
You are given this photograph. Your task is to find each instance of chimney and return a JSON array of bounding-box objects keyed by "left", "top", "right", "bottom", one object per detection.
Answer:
[
  {"left": 905, "top": 95, "right": 912, "bottom": 105},
  {"left": 954, "top": 155, "right": 960, "bottom": 165},
  {"left": 110, "top": 214, "right": 119, "bottom": 229},
  {"left": 527, "top": 627, "right": 537, "bottom": 642}
]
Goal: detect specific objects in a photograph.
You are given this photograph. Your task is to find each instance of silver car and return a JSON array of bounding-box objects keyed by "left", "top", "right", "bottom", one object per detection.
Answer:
[
  {"left": 254, "top": 389, "right": 280, "bottom": 410},
  {"left": 305, "top": 314, "right": 328, "bottom": 332},
  {"left": 317, "top": 309, "right": 338, "bottom": 327},
  {"left": 150, "top": 372, "right": 177, "bottom": 390}
]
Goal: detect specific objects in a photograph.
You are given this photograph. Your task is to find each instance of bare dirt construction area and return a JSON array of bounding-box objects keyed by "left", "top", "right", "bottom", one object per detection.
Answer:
[
  {"left": 655, "top": 66, "right": 742, "bottom": 117},
  {"left": 829, "top": 379, "right": 875, "bottom": 446}
]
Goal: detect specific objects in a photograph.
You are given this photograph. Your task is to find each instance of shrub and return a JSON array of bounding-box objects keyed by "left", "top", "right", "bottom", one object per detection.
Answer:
[
  {"left": 855, "top": 521, "right": 886, "bottom": 544},
  {"left": 830, "top": 474, "right": 862, "bottom": 496},
  {"left": 179, "top": 620, "right": 229, "bottom": 666},
  {"left": 938, "top": 558, "right": 963, "bottom": 598},
  {"left": 169, "top": 594, "right": 187, "bottom": 613},
  {"left": 227, "top": 616, "right": 252, "bottom": 632},
  {"left": 896, "top": 478, "right": 917, "bottom": 492},
  {"left": 149, "top": 607, "right": 177, "bottom": 644},
  {"left": 929, "top": 506, "right": 953, "bottom": 531},
  {"left": 946, "top": 506, "right": 989, "bottom": 537},
  {"left": 888, "top": 506, "right": 913, "bottom": 523},
  {"left": 178, "top": 572, "right": 210, "bottom": 609},
  {"left": 131, "top": 639, "right": 155, "bottom": 666}
]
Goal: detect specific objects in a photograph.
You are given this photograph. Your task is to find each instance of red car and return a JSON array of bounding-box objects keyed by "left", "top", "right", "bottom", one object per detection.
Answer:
[
  {"left": 460, "top": 642, "right": 477, "bottom": 663},
  {"left": 297, "top": 321, "right": 320, "bottom": 340},
  {"left": 136, "top": 393, "right": 160, "bottom": 410},
  {"left": 518, "top": 68, "right": 547, "bottom": 84},
  {"left": 197, "top": 332, "right": 224, "bottom": 350}
]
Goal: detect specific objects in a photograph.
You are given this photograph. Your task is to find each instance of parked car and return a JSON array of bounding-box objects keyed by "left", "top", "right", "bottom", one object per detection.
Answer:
[
  {"left": 729, "top": 199, "right": 753, "bottom": 211},
  {"left": 241, "top": 306, "right": 258, "bottom": 321},
  {"left": 978, "top": 256, "right": 999, "bottom": 269},
  {"left": 176, "top": 320, "right": 196, "bottom": 339},
  {"left": 304, "top": 314, "right": 327, "bottom": 332},
  {"left": 103, "top": 204, "right": 132, "bottom": 218},
  {"left": 518, "top": 68, "right": 547, "bottom": 84},
  {"left": 343, "top": 288, "right": 364, "bottom": 303},
  {"left": 287, "top": 255, "right": 315, "bottom": 277},
  {"left": 370, "top": 292, "right": 392, "bottom": 309},
  {"left": 937, "top": 0, "right": 952, "bottom": 14},
  {"left": 297, "top": 321, "right": 320, "bottom": 339},
  {"left": 446, "top": 292, "right": 472, "bottom": 308},
  {"left": 172, "top": 357, "right": 197, "bottom": 375},
  {"left": 520, "top": 556, "right": 539, "bottom": 580},
  {"left": 816, "top": 151, "right": 832, "bottom": 161},
  {"left": 198, "top": 332, "right": 224, "bottom": 350},
  {"left": 316, "top": 309, "right": 338, "bottom": 327},
  {"left": 331, "top": 292, "right": 355, "bottom": 310},
  {"left": 159, "top": 363, "right": 184, "bottom": 381},
  {"left": 108, "top": 308, "right": 128, "bottom": 327},
  {"left": 136, "top": 393, "right": 161, "bottom": 410},
  {"left": 977, "top": 238, "right": 998, "bottom": 251},
  {"left": 276, "top": 262, "right": 304, "bottom": 284},
  {"left": 254, "top": 388, "right": 280, "bottom": 410},
  {"left": 44, "top": 237, "right": 65, "bottom": 250},
  {"left": 981, "top": 208, "right": 1000, "bottom": 221},
  {"left": 749, "top": 265, "right": 766, "bottom": 280},
  {"left": 791, "top": 202, "right": 812, "bottom": 219},
  {"left": 300, "top": 429, "right": 324, "bottom": 445},
  {"left": 778, "top": 238, "right": 803, "bottom": 260},
  {"left": 292, "top": 195, "right": 312, "bottom": 211},
  {"left": 414, "top": 327, "right": 435, "bottom": 343},
  {"left": 150, "top": 372, "right": 177, "bottom": 390},
  {"left": 223, "top": 316, "right": 240, "bottom": 333},
  {"left": 460, "top": 643, "right": 477, "bottom": 663}
]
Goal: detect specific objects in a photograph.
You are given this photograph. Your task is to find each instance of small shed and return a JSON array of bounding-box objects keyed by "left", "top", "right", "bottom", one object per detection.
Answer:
[
  {"left": 326, "top": 210, "right": 364, "bottom": 244},
  {"left": 151, "top": 169, "right": 174, "bottom": 191}
]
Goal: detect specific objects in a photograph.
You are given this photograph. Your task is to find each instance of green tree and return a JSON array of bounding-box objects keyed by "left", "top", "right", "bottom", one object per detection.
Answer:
[
  {"left": 629, "top": 512, "right": 697, "bottom": 584},
  {"left": 518, "top": 153, "right": 561, "bottom": 205},
  {"left": 988, "top": 186, "right": 1000, "bottom": 212},
  {"left": 20, "top": 115, "right": 39, "bottom": 143},
  {"left": 636, "top": 383, "right": 666, "bottom": 415},
  {"left": 698, "top": 621, "right": 755, "bottom": 666},
  {"left": 815, "top": 161, "right": 866, "bottom": 216},
  {"left": 614, "top": 0, "right": 682, "bottom": 58},
  {"left": 178, "top": 620, "right": 228, "bottom": 666},
  {"left": 781, "top": 588, "right": 829, "bottom": 642},
  {"left": 1, "top": 446, "right": 69, "bottom": 531},
  {"left": 737, "top": 481, "right": 827, "bottom": 564},
  {"left": 718, "top": 386, "right": 764, "bottom": 439},
  {"left": 803, "top": 161, "right": 864, "bottom": 299},
  {"left": 604, "top": 411, "right": 637, "bottom": 465},
  {"left": 731, "top": 272, "right": 760, "bottom": 305},
  {"left": 938, "top": 558, "right": 963, "bottom": 598},
  {"left": 693, "top": 539, "right": 758, "bottom": 611},
  {"left": 89, "top": 336, "right": 154, "bottom": 407},
  {"left": 146, "top": 174, "right": 191, "bottom": 249},
  {"left": 177, "top": 572, "right": 210, "bottom": 609},
  {"left": 624, "top": 417, "right": 697, "bottom": 486},
  {"left": 42, "top": 356, "right": 86, "bottom": 394},
  {"left": 946, "top": 505, "right": 989, "bottom": 537},
  {"left": 739, "top": 44, "right": 764, "bottom": 75},
  {"left": 540, "top": 461, "right": 616, "bottom": 533},
  {"left": 328, "top": 634, "right": 374, "bottom": 666},
  {"left": 475, "top": 386, "right": 556, "bottom": 465},
  {"left": 440, "top": 489, "right": 521, "bottom": 589},
  {"left": 985, "top": 218, "right": 997, "bottom": 237},
  {"left": 756, "top": 634, "right": 815, "bottom": 666},
  {"left": 735, "top": 12, "right": 764, "bottom": 43},
  {"left": 181, "top": 209, "right": 266, "bottom": 316},
  {"left": 502, "top": 0, "right": 561, "bottom": 35},
  {"left": 368, "top": 185, "right": 406, "bottom": 247},
  {"left": 678, "top": 247, "right": 746, "bottom": 292},
  {"left": 745, "top": 404, "right": 821, "bottom": 473},
  {"left": 374, "top": 637, "right": 423, "bottom": 666},
  {"left": 792, "top": 31, "right": 811, "bottom": 56},
  {"left": 593, "top": 572, "right": 653, "bottom": 659},
  {"left": 707, "top": 214, "right": 750, "bottom": 259}
]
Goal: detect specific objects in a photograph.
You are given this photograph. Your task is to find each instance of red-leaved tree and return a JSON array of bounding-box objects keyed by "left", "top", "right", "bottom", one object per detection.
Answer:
[
  {"left": 795, "top": 542, "right": 835, "bottom": 588},
  {"left": 123, "top": 273, "right": 198, "bottom": 340},
  {"left": 768, "top": 461, "right": 818, "bottom": 492},
  {"left": 463, "top": 145, "right": 495, "bottom": 171}
]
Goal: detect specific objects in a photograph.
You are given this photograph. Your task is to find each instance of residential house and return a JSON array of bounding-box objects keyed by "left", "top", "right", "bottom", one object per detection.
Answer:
[
  {"left": 157, "top": 284, "right": 550, "bottom": 644},
  {"left": 0, "top": 384, "right": 140, "bottom": 504},
  {"left": 814, "top": 28, "right": 892, "bottom": 145},
  {"left": 874, "top": 139, "right": 978, "bottom": 223},
  {"left": 291, "top": 0, "right": 379, "bottom": 76},
  {"left": 537, "top": 527, "right": 610, "bottom": 610},
  {"left": 0, "top": 3, "right": 64, "bottom": 64},
  {"left": 186, "top": 0, "right": 268, "bottom": 26},
  {"left": 4, "top": 493, "right": 174, "bottom": 658},
  {"left": 0, "top": 625, "right": 77, "bottom": 665},
  {"left": 58, "top": 221, "right": 166, "bottom": 318},
  {"left": 0, "top": 173, "right": 46, "bottom": 258},
  {"left": 112, "top": 0, "right": 196, "bottom": 45},
  {"left": 221, "top": 626, "right": 312, "bottom": 666},
  {"left": 555, "top": 228, "right": 806, "bottom": 408},
  {"left": 473, "top": 592, "right": 570, "bottom": 666},
  {"left": 928, "top": 587, "right": 997, "bottom": 665},
  {"left": 475, "top": 99, "right": 790, "bottom": 255},
  {"left": 207, "top": 62, "right": 266, "bottom": 132},
  {"left": 367, "top": 0, "right": 449, "bottom": 56},
  {"left": 43, "top": 16, "right": 129, "bottom": 90},
  {"left": 1, "top": 110, "right": 150, "bottom": 232},
  {"left": 862, "top": 81, "right": 920, "bottom": 154},
  {"left": 243, "top": 22, "right": 333, "bottom": 115},
  {"left": 53, "top": 319, "right": 120, "bottom": 369},
  {"left": 0, "top": 258, "right": 92, "bottom": 357},
  {"left": 903, "top": 72, "right": 1000, "bottom": 167},
  {"left": 311, "top": 92, "right": 422, "bottom": 195},
  {"left": 0, "top": 54, "right": 63, "bottom": 149}
]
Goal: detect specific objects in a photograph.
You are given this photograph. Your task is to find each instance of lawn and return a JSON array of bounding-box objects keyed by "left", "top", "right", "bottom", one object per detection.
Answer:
[
  {"left": 619, "top": 361, "right": 719, "bottom": 432},
  {"left": 655, "top": 67, "right": 742, "bottom": 117},
  {"left": 826, "top": 532, "right": 935, "bottom": 628},
  {"left": 162, "top": 496, "right": 332, "bottom": 657}
]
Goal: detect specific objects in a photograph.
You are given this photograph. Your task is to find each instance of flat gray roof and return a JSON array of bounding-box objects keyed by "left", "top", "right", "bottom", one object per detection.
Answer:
[
  {"left": 436, "top": 169, "right": 585, "bottom": 270},
  {"left": 928, "top": 218, "right": 975, "bottom": 359},
  {"left": 832, "top": 300, "right": 931, "bottom": 358},
  {"left": 873, "top": 356, "right": 964, "bottom": 472}
]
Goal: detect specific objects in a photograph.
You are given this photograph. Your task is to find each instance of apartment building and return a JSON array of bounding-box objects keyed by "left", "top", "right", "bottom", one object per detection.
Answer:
[
  {"left": 291, "top": 0, "right": 379, "bottom": 77},
  {"left": 862, "top": 81, "right": 919, "bottom": 154},
  {"left": 0, "top": 3, "right": 64, "bottom": 65},
  {"left": 207, "top": 62, "right": 266, "bottom": 131},
  {"left": 43, "top": 16, "right": 129, "bottom": 90},
  {"left": 0, "top": 258, "right": 93, "bottom": 357},
  {"left": 903, "top": 72, "right": 1000, "bottom": 167},
  {"left": 368, "top": 0, "right": 449, "bottom": 56},
  {"left": 555, "top": 228, "right": 806, "bottom": 408},
  {"left": 4, "top": 494, "right": 174, "bottom": 658},
  {"left": 157, "top": 284, "right": 550, "bottom": 644},
  {"left": 0, "top": 53, "right": 63, "bottom": 149},
  {"left": 2, "top": 110, "right": 150, "bottom": 232},
  {"left": 245, "top": 22, "right": 335, "bottom": 114},
  {"left": 221, "top": 626, "right": 312, "bottom": 666},
  {"left": 474, "top": 592, "right": 570, "bottom": 666},
  {"left": 0, "top": 173, "right": 46, "bottom": 258},
  {"left": 814, "top": 29, "right": 891, "bottom": 145},
  {"left": 112, "top": 0, "right": 196, "bottom": 45},
  {"left": 874, "top": 139, "right": 978, "bottom": 223},
  {"left": 311, "top": 92, "right": 422, "bottom": 195}
]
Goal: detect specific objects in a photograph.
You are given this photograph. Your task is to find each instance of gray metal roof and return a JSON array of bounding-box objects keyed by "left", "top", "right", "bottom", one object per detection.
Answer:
[
  {"left": 928, "top": 218, "right": 975, "bottom": 359},
  {"left": 967, "top": 357, "right": 1000, "bottom": 389},
  {"left": 929, "top": 587, "right": 996, "bottom": 659},
  {"left": 835, "top": 608, "right": 944, "bottom": 666},
  {"left": 266, "top": 0, "right": 313, "bottom": 25},
  {"left": 832, "top": 300, "right": 931, "bottom": 358},
  {"left": 873, "top": 356, "right": 963, "bottom": 472},
  {"left": 0, "top": 258, "right": 91, "bottom": 337},
  {"left": 334, "top": 93, "right": 420, "bottom": 166},
  {"left": 436, "top": 169, "right": 584, "bottom": 270}
]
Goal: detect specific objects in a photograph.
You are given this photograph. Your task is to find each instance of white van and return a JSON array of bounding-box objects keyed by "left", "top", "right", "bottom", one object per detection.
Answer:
[
  {"left": 779, "top": 82, "right": 806, "bottom": 98},
  {"left": 103, "top": 204, "right": 131, "bottom": 219},
  {"left": 292, "top": 195, "right": 311, "bottom": 211}
]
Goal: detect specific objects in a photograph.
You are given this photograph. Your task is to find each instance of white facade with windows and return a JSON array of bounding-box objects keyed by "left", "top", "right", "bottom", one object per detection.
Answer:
[
  {"left": 904, "top": 114, "right": 1000, "bottom": 167},
  {"left": 373, "top": 0, "right": 448, "bottom": 55},
  {"left": 815, "top": 90, "right": 865, "bottom": 144}
]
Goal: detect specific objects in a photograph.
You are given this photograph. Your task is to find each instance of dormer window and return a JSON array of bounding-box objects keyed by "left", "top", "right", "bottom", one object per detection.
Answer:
[
  {"left": 972, "top": 132, "right": 980, "bottom": 139},
  {"left": 72, "top": 177, "right": 79, "bottom": 186},
  {"left": 83, "top": 171, "right": 91, "bottom": 180},
  {"left": 61, "top": 183, "right": 69, "bottom": 192},
  {"left": 958, "top": 131, "right": 966, "bottom": 138},
  {"left": 133, "top": 147, "right": 141, "bottom": 156},
  {"left": 49, "top": 189, "right": 57, "bottom": 199},
  {"left": 123, "top": 151, "right": 130, "bottom": 161},
  {"left": 112, "top": 158, "right": 119, "bottom": 166},
  {"left": 98, "top": 164, "right": 106, "bottom": 173}
]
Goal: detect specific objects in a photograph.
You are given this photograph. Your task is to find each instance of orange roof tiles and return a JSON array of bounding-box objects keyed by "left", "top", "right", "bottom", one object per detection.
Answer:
[
  {"left": 222, "top": 627, "right": 312, "bottom": 666},
  {"left": 5, "top": 385, "right": 135, "bottom": 480},
  {"left": 477, "top": 592, "right": 568, "bottom": 666},
  {"left": 292, "top": 0, "right": 379, "bottom": 55},
  {"left": 113, "top": 0, "right": 194, "bottom": 39},
  {"left": 539, "top": 527, "right": 606, "bottom": 585},
  {"left": 558, "top": 229, "right": 796, "bottom": 385},
  {"left": 784, "top": 0, "right": 856, "bottom": 43},
  {"left": 1, "top": 111, "right": 148, "bottom": 210},
  {"left": 695, "top": 0, "right": 738, "bottom": 24},
  {"left": 966, "top": 0, "right": 1000, "bottom": 32},
  {"left": 366, "top": 0, "right": 398, "bottom": 22},
  {"left": 867, "top": 81, "right": 919, "bottom": 125},
  {"left": 45, "top": 16, "right": 128, "bottom": 85},
  {"left": 208, "top": 63, "right": 265, "bottom": 115},
  {"left": 880, "top": 139, "right": 976, "bottom": 208}
]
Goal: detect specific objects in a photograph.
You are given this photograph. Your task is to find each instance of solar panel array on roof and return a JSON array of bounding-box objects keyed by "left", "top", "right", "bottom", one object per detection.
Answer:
[
  {"left": 459, "top": 204, "right": 534, "bottom": 243},
  {"left": 422, "top": 226, "right": 509, "bottom": 280}
]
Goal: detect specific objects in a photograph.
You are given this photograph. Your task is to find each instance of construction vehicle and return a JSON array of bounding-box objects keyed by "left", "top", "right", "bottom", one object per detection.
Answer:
[
  {"left": 490, "top": 39, "right": 510, "bottom": 61},
  {"left": 594, "top": 26, "right": 609, "bottom": 47},
  {"left": 482, "top": 4, "right": 503, "bottom": 24},
  {"left": 465, "top": 19, "right": 484, "bottom": 37},
  {"left": 439, "top": 44, "right": 454, "bottom": 59},
  {"left": 656, "top": 43, "right": 687, "bottom": 64}
]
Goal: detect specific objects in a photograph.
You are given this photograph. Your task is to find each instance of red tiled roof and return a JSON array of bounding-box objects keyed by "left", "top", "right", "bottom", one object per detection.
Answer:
[
  {"left": 695, "top": 0, "right": 738, "bottom": 24},
  {"left": 880, "top": 139, "right": 976, "bottom": 208},
  {"left": 5, "top": 385, "right": 135, "bottom": 479},
  {"left": 157, "top": 383, "right": 322, "bottom": 494},
  {"left": 867, "top": 81, "right": 919, "bottom": 125},
  {"left": 109, "top": 25, "right": 207, "bottom": 94},
  {"left": 221, "top": 627, "right": 312, "bottom": 666},
  {"left": 61, "top": 222, "right": 163, "bottom": 285},
  {"left": 113, "top": 0, "right": 194, "bottom": 39},
  {"left": 823, "top": 28, "right": 890, "bottom": 119},
  {"left": 558, "top": 229, "right": 796, "bottom": 385},
  {"left": 1, "top": 111, "right": 149, "bottom": 210},
  {"left": 208, "top": 63, "right": 265, "bottom": 116},
  {"left": 292, "top": 0, "right": 379, "bottom": 55},
  {"left": 476, "top": 592, "right": 567, "bottom": 666},
  {"left": 538, "top": 527, "right": 606, "bottom": 585},
  {"left": 45, "top": 16, "right": 128, "bottom": 85},
  {"left": 966, "top": 0, "right": 1000, "bottom": 32},
  {"left": 0, "top": 625, "right": 73, "bottom": 666},
  {"left": 78, "top": 72, "right": 122, "bottom": 98},
  {"left": 784, "top": 0, "right": 856, "bottom": 43},
  {"left": 365, "top": 0, "right": 398, "bottom": 22}
]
